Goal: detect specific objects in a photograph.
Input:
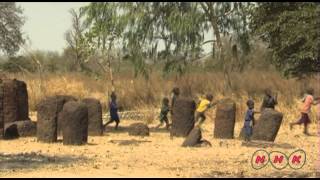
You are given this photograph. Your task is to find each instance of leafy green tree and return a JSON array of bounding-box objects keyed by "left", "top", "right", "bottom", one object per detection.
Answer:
[
  {"left": 81, "top": 2, "right": 126, "bottom": 91},
  {"left": 80, "top": 2, "right": 253, "bottom": 85},
  {"left": 198, "top": 2, "right": 254, "bottom": 90},
  {"left": 120, "top": 2, "right": 206, "bottom": 78},
  {"left": 0, "top": 2, "right": 25, "bottom": 56},
  {"left": 250, "top": 2, "right": 320, "bottom": 77}
]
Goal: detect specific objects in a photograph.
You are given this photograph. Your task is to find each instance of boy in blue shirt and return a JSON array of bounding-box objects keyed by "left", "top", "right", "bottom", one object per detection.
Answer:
[
  {"left": 104, "top": 92, "right": 120, "bottom": 130},
  {"left": 243, "top": 99, "right": 259, "bottom": 142}
]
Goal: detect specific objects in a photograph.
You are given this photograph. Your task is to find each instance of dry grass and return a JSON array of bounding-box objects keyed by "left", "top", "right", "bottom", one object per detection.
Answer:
[
  {"left": 1, "top": 70, "right": 319, "bottom": 177},
  {"left": 6, "top": 70, "right": 320, "bottom": 124}
]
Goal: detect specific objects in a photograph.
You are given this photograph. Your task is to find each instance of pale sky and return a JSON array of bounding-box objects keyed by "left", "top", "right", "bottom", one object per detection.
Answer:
[
  {"left": 17, "top": 2, "right": 89, "bottom": 53},
  {"left": 17, "top": 2, "right": 213, "bottom": 55}
]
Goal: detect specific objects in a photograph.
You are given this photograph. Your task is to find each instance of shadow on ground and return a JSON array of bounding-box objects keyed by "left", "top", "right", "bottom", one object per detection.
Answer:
[
  {"left": 200, "top": 170, "right": 245, "bottom": 178},
  {"left": 103, "top": 125, "right": 131, "bottom": 134},
  {"left": 149, "top": 127, "right": 171, "bottom": 133},
  {"left": 241, "top": 140, "right": 295, "bottom": 149},
  {"left": 0, "top": 152, "right": 89, "bottom": 171},
  {"left": 109, "top": 139, "right": 152, "bottom": 146},
  {"left": 257, "top": 171, "right": 316, "bottom": 178},
  {"left": 103, "top": 124, "right": 171, "bottom": 134},
  {"left": 200, "top": 170, "right": 316, "bottom": 178}
]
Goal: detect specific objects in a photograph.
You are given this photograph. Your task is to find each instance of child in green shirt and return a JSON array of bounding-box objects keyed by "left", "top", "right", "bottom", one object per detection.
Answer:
[{"left": 157, "top": 97, "right": 170, "bottom": 130}]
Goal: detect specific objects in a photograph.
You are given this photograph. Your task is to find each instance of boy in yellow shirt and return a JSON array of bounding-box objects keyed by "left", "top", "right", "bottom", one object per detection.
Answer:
[{"left": 195, "top": 94, "right": 217, "bottom": 127}]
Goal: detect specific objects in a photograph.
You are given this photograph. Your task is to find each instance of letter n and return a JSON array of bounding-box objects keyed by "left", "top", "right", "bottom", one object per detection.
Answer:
[{"left": 255, "top": 155, "right": 265, "bottom": 164}]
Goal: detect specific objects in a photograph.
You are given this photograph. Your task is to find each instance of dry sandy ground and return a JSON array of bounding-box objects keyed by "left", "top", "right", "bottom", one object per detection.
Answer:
[{"left": 0, "top": 115, "right": 319, "bottom": 178}]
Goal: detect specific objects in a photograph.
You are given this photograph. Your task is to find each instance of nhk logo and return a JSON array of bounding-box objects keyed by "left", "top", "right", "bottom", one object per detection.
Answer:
[{"left": 251, "top": 149, "right": 306, "bottom": 170}]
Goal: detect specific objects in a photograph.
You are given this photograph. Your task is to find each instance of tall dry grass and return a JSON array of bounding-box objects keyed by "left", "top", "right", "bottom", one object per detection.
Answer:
[{"left": 7, "top": 70, "right": 320, "bottom": 124}]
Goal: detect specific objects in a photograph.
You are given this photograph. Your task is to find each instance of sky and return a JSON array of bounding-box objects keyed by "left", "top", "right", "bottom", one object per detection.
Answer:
[
  {"left": 17, "top": 2, "right": 213, "bottom": 55},
  {"left": 17, "top": 2, "right": 89, "bottom": 54}
]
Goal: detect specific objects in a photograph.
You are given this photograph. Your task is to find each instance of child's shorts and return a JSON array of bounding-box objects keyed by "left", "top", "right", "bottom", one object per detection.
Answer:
[
  {"left": 195, "top": 112, "right": 206, "bottom": 122},
  {"left": 297, "top": 113, "right": 311, "bottom": 125}
]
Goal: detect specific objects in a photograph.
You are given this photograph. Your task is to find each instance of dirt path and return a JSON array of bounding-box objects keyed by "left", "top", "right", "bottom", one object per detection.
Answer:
[{"left": 0, "top": 119, "right": 319, "bottom": 177}]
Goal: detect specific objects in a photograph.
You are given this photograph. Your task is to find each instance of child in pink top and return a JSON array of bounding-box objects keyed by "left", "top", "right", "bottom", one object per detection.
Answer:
[{"left": 290, "top": 88, "right": 317, "bottom": 135}]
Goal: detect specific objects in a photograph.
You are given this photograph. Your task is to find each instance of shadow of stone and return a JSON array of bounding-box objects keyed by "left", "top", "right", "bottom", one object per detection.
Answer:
[
  {"left": 198, "top": 170, "right": 245, "bottom": 178},
  {"left": 149, "top": 127, "right": 170, "bottom": 133},
  {"left": 257, "top": 171, "right": 316, "bottom": 178},
  {"left": 241, "top": 140, "right": 295, "bottom": 149},
  {"left": 109, "top": 139, "right": 152, "bottom": 146},
  {"left": 0, "top": 152, "right": 89, "bottom": 171},
  {"left": 103, "top": 125, "right": 131, "bottom": 134},
  {"left": 104, "top": 123, "right": 171, "bottom": 135},
  {"left": 305, "top": 133, "right": 318, "bottom": 137},
  {"left": 201, "top": 171, "right": 316, "bottom": 178},
  {"left": 86, "top": 143, "right": 98, "bottom": 146}
]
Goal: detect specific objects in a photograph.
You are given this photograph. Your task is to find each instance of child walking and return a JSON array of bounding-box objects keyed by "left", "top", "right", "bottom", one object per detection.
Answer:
[
  {"left": 290, "top": 88, "right": 317, "bottom": 135},
  {"left": 243, "top": 99, "right": 259, "bottom": 142},
  {"left": 156, "top": 97, "right": 170, "bottom": 130},
  {"left": 104, "top": 91, "right": 120, "bottom": 130},
  {"left": 261, "top": 88, "right": 278, "bottom": 111},
  {"left": 195, "top": 94, "right": 217, "bottom": 127}
]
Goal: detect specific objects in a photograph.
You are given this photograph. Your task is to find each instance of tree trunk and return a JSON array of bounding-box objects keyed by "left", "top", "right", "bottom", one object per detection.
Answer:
[
  {"left": 211, "top": 18, "right": 232, "bottom": 92},
  {"left": 107, "top": 42, "right": 115, "bottom": 92},
  {"left": 211, "top": 19, "right": 222, "bottom": 58}
]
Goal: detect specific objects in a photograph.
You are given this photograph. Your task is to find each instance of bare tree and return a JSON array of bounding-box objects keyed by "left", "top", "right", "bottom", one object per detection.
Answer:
[{"left": 64, "top": 8, "right": 89, "bottom": 72}]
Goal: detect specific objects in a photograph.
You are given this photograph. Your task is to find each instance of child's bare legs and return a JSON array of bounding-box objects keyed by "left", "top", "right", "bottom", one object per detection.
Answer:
[
  {"left": 104, "top": 119, "right": 114, "bottom": 129},
  {"left": 156, "top": 122, "right": 164, "bottom": 128},
  {"left": 290, "top": 113, "right": 311, "bottom": 135},
  {"left": 290, "top": 113, "right": 304, "bottom": 130},
  {"left": 195, "top": 112, "right": 206, "bottom": 127},
  {"left": 290, "top": 122, "right": 310, "bottom": 135},
  {"left": 290, "top": 121, "right": 300, "bottom": 130},
  {"left": 115, "top": 120, "right": 119, "bottom": 130},
  {"left": 163, "top": 118, "right": 170, "bottom": 130},
  {"left": 244, "top": 135, "right": 250, "bottom": 142},
  {"left": 304, "top": 123, "right": 310, "bottom": 135},
  {"left": 198, "top": 116, "right": 206, "bottom": 127},
  {"left": 157, "top": 118, "right": 170, "bottom": 129}
]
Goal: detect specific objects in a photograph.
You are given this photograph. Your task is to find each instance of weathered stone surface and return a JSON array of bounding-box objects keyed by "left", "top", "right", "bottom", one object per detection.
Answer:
[
  {"left": 60, "top": 101, "right": 88, "bottom": 145},
  {"left": 252, "top": 108, "right": 283, "bottom": 142},
  {"left": 170, "top": 98, "right": 196, "bottom": 137},
  {"left": 214, "top": 99, "right": 236, "bottom": 139}
]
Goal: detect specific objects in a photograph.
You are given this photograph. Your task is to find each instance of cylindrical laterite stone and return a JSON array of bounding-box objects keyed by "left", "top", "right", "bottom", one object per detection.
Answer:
[
  {"left": 81, "top": 98, "right": 103, "bottom": 136},
  {"left": 4, "top": 123, "right": 19, "bottom": 140},
  {"left": 3, "top": 79, "right": 18, "bottom": 123},
  {"left": 5, "top": 120, "right": 36, "bottom": 137},
  {"left": 182, "top": 127, "right": 202, "bottom": 147},
  {"left": 61, "top": 101, "right": 88, "bottom": 145},
  {"left": 214, "top": 99, "right": 236, "bottom": 139},
  {"left": 252, "top": 108, "right": 283, "bottom": 142},
  {"left": 170, "top": 98, "right": 196, "bottom": 137},
  {"left": 36, "top": 96, "right": 66, "bottom": 143},
  {"left": 56, "top": 95, "right": 78, "bottom": 135},
  {"left": 16, "top": 80, "right": 29, "bottom": 121},
  {"left": 0, "top": 80, "right": 4, "bottom": 139},
  {"left": 2, "top": 79, "right": 30, "bottom": 123}
]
